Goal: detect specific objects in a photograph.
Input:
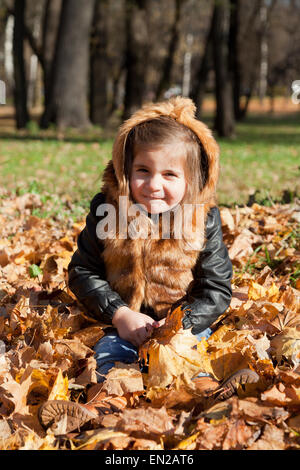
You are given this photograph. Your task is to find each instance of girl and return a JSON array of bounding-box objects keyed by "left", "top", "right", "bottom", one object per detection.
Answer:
[{"left": 39, "top": 97, "right": 258, "bottom": 433}]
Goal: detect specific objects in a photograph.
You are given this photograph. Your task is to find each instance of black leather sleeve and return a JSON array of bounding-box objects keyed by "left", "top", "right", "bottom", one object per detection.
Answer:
[
  {"left": 67, "top": 193, "right": 129, "bottom": 324},
  {"left": 180, "top": 206, "right": 233, "bottom": 335}
]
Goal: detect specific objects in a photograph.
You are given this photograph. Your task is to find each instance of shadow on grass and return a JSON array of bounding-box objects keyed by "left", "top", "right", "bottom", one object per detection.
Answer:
[
  {"left": 0, "top": 132, "right": 113, "bottom": 144},
  {"left": 0, "top": 112, "right": 300, "bottom": 145}
]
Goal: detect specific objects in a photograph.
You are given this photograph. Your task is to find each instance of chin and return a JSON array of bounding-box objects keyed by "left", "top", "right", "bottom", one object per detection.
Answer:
[{"left": 147, "top": 202, "right": 174, "bottom": 215}]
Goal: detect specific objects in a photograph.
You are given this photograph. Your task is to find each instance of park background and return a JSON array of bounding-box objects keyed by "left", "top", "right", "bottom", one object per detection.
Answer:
[{"left": 0, "top": 0, "right": 299, "bottom": 214}]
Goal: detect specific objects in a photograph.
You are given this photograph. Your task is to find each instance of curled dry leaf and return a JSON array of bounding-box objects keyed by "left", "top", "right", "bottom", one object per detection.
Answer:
[
  {"left": 101, "top": 362, "right": 144, "bottom": 396},
  {"left": 248, "top": 424, "right": 286, "bottom": 450},
  {"left": 116, "top": 406, "right": 175, "bottom": 441},
  {"left": 270, "top": 327, "right": 300, "bottom": 366},
  {"left": 261, "top": 382, "right": 300, "bottom": 407},
  {"left": 73, "top": 355, "right": 97, "bottom": 386},
  {"left": 71, "top": 325, "right": 105, "bottom": 348},
  {"left": 53, "top": 339, "right": 94, "bottom": 360}
]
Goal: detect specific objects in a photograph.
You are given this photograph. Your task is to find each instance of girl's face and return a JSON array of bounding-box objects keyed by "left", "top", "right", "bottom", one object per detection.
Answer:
[{"left": 129, "top": 144, "right": 187, "bottom": 214}]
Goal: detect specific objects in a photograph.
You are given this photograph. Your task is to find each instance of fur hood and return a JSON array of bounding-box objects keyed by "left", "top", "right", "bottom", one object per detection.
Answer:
[
  {"left": 101, "top": 96, "right": 220, "bottom": 209},
  {"left": 98, "top": 97, "right": 220, "bottom": 319}
]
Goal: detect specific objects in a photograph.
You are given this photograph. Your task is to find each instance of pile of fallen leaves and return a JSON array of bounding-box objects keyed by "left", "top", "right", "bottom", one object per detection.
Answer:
[{"left": 0, "top": 192, "right": 299, "bottom": 450}]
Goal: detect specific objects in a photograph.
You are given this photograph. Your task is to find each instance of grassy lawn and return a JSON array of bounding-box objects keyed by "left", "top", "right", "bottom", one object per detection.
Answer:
[{"left": 0, "top": 109, "right": 299, "bottom": 220}]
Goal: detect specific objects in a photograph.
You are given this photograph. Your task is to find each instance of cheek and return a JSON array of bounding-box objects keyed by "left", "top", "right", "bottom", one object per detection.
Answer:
[
  {"left": 168, "top": 179, "right": 187, "bottom": 200},
  {"left": 130, "top": 175, "right": 143, "bottom": 194}
]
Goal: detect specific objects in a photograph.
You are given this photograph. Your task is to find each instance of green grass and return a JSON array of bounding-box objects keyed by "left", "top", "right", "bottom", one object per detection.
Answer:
[
  {"left": 216, "top": 113, "right": 300, "bottom": 206},
  {"left": 0, "top": 112, "right": 299, "bottom": 218}
]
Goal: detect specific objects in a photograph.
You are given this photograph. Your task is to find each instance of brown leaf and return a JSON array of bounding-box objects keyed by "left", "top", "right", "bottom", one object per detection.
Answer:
[
  {"left": 116, "top": 406, "right": 175, "bottom": 441},
  {"left": 270, "top": 327, "right": 300, "bottom": 366},
  {"left": 287, "top": 414, "right": 300, "bottom": 432},
  {"left": 101, "top": 362, "right": 144, "bottom": 396},
  {"left": 53, "top": 339, "right": 94, "bottom": 360},
  {"left": 261, "top": 383, "right": 300, "bottom": 407},
  {"left": 279, "top": 286, "right": 300, "bottom": 313},
  {"left": 73, "top": 355, "right": 97, "bottom": 386},
  {"left": 248, "top": 424, "right": 285, "bottom": 450},
  {"left": 222, "top": 418, "right": 253, "bottom": 450},
  {"left": 236, "top": 397, "right": 289, "bottom": 424},
  {"left": 71, "top": 325, "right": 105, "bottom": 347}
]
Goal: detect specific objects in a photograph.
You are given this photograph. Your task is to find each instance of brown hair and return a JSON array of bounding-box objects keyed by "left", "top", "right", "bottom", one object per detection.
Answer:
[{"left": 123, "top": 116, "right": 209, "bottom": 205}]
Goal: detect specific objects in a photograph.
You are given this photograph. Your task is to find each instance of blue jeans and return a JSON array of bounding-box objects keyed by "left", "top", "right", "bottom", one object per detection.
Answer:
[{"left": 93, "top": 327, "right": 212, "bottom": 383}]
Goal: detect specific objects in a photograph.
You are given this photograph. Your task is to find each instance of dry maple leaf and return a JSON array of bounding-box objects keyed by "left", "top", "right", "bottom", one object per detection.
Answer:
[
  {"left": 248, "top": 281, "right": 280, "bottom": 302},
  {"left": 139, "top": 305, "right": 211, "bottom": 388},
  {"left": 100, "top": 362, "right": 144, "bottom": 396},
  {"left": 270, "top": 309, "right": 300, "bottom": 332},
  {"left": 115, "top": 406, "right": 175, "bottom": 441},
  {"left": 261, "top": 382, "right": 300, "bottom": 407},
  {"left": 270, "top": 327, "right": 300, "bottom": 366},
  {"left": 247, "top": 424, "right": 286, "bottom": 450}
]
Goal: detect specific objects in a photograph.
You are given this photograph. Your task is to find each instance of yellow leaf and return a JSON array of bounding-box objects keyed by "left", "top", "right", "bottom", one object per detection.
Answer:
[
  {"left": 173, "top": 432, "right": 199, "bottom": 450},
  {"left": 48, "top": 369, "right": 69, "bottom": 401},
  {"left": 73, "top": 429, "right": 129, "bottom": 450},
  {"left": 248, "top": 281, "right": 280, "bottom": 302},
  {"left": 140, "top": 306, "right": 212, "bottom": 389}
]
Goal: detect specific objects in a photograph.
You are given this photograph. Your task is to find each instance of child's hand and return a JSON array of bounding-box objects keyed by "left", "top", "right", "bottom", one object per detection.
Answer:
[
  {"left": 112, "top": 306, "right": 159, "bottom": 347},
  {"left": 156, "top": 318, "right": 166, "bottom": 328}
]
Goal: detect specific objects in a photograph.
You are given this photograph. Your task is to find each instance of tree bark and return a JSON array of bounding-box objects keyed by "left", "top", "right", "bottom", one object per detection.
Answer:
[
  {"left": 0, "top": 7, "right": 8, "bottom": 85},
  {"left": 123, "top": 0, "right": 148, "bottom": 120},
  {"left": 13, "top": 0, "right": 29, "bottom": 128},
  {"left": 155, "top": 0, "right": 185, "bottom": 100},
  {"left": 41, "top": 0, "right": 62, "bottom": 114},
  {"left": 90, "top": 0, "right": 108, "bottom": 126},
  {"left": 41, "top": 0, "right": 95, "bottom": 129},
  {"left": 212, "top": 0, "right": 235, "bottom": 137},
  {"left": 229, "top": 0, "right": 243, "bottom": 120},
  {"left": 190, "top": 8, "right": 214, "bottom": 118}
]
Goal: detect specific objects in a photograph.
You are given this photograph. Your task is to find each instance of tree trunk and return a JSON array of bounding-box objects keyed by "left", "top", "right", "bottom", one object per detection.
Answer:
[
  {"left": 13, "top": 0, "right": 29, "bottom": 128},
  {"left": 41, "top": 0, "right": 62, "bottom": 114},
  {"left": 41, "top": 0, "right": 95, "bottom": 129},
  {"left": 90, "top": 0, "right": 108, "bottom": 126},
  {"left": 123, "top": 0, "right": 149, "bottom": 120},
  {"left": 0, "top": 8, "right": 8, "bottom": 86},
  {"left": 182, "top": 33, "right": 193, "bottom": 97},
  {"left": 258, "top": 1, "right": 268, "bottom": 103},
  {"left": 212, "top": 0, "right": 235, "bottom": 138},
  {"left": 229, "top": 0, "right": 243, "bottom": 120},
  {"left": 190, "top": 8, "right": 214, "bottom": 118},
  {"left": 155, "top": 0, "right": 184, "bottom": 100}
]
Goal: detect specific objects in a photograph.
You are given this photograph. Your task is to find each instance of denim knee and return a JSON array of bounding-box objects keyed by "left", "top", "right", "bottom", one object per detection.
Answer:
[
  {"left": 194, "top": 326, "right": 212, "bottom": 343},
  {"left": 93, "top": 331, "right": 138, "bottom": 383},
  {"left": 193, "top": 326, "right": 212, "bottom": 378},
  {"left": 93, "top": 326, "right": 213, "bottom": 382}
]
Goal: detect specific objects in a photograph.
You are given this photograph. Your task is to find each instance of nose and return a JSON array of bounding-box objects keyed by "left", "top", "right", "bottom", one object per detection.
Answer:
[{"left": 147, "top": 174, "right": 162, "bottom": 192}]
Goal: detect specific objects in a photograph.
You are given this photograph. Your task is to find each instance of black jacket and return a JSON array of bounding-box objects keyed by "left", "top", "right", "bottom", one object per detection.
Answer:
[{"left": 67, "top": 192, "right": 233, "bottom": 334}]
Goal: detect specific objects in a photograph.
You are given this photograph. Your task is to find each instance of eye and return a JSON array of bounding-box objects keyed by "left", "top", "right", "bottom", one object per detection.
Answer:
[
  {"left": 137, "top": 168, "right": 148, "bottom": 173},
  {"left": 165, "top": 172, "right": 176, "bottom": 177}
]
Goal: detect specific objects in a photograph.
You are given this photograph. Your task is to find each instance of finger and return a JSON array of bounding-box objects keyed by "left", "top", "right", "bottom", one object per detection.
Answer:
[
  {"left": 146, "top": 323, "right": 154, "bottom": 333},
  {"left": 137, "top": 328, "right": 149, "bottom": 344}
]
